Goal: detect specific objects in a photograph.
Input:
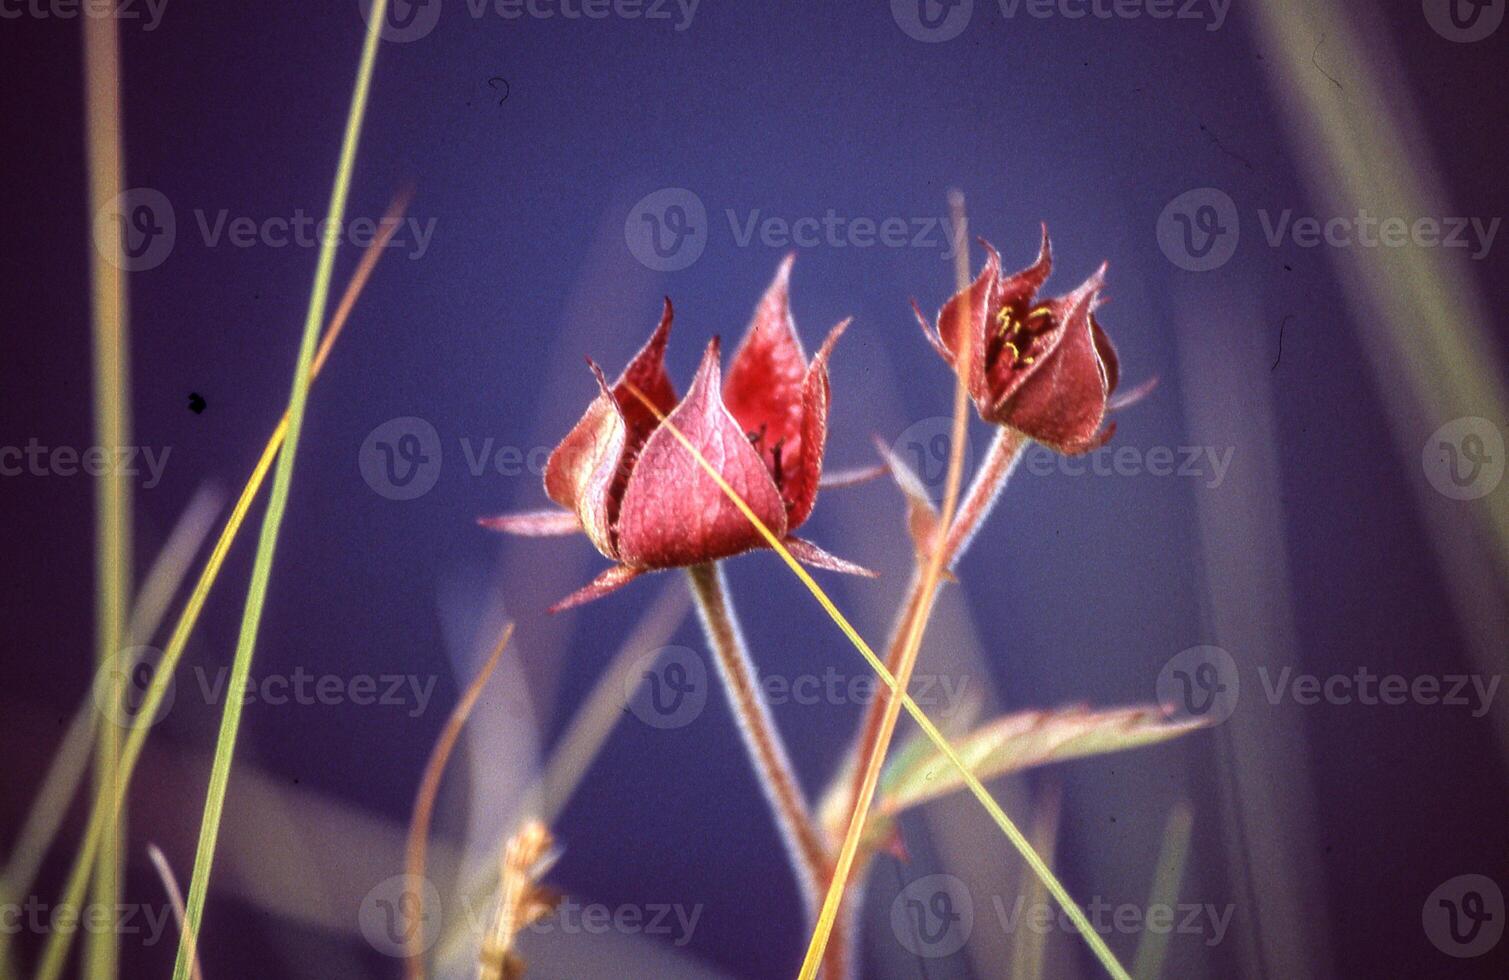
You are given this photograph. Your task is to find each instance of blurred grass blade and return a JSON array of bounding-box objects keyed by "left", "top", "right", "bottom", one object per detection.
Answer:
[
  {"left": 171, "top": 8, "right": 390, "bottom": 977},
  {"left": 0, "top": 486, "right": 220, "bottom": 946},
  {"left": 147, "top": 844, "right": 204, "bottom": 980},
  {"left": 1011, "top": 780, "right": 1062, "bottom": 980},
  {"left": 82, "top": 8, "right": 132, "bottom": 977},
  {"left": 32, "top": 188, "right": 409, "bottom": 980},
  {"left": 1247, "top": 0, "right": 1509, "bottom": 753},
  {"left": 1132, "top": 802, "right": 1193, "bottom": 980},
  {"left": 405, "top": 623, "right": 514, "bottom": 980}
]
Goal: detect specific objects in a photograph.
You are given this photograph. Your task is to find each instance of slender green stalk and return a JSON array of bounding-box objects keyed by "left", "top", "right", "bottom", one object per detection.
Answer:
[
  {"left": 33, "top": 190, "right": 405, "bottom": 980},
  {"left": 82, "top": 10, "right": 132, "bottom": 977},
  {"left": 1132, "top": 802, "right": 1194, "bottom": 979},
  {"left": 170, "top": 9, "right": 389, "bottom": 977}
]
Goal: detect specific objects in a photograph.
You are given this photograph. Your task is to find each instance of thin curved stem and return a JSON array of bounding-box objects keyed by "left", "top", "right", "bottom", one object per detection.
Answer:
[
  {"left": 686, "top": 563, "right": 848, "bottom": 978},
  {"left": 838, "top": 426, "right": 1026, "bottom": 827}
]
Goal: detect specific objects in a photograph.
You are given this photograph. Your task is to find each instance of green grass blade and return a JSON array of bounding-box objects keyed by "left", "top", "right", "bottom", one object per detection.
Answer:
[
  {"left": 82, "top": 9, "right": 132, "bottom": 978},
  {"left": 1132, "top": 801, "right": 1194, "bottom": 980},
  {"left": 32, "top": 187, "right": 405, "bottom": 980},
  {"left": 169, "top": 9, "right": 389, "bottom": 977}
]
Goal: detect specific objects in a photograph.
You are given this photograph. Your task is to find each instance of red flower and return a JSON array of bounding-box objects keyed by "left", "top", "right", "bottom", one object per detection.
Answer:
[
  {"left": 916, "top": 227, "right": 1123, "bottom": 453},
  {"left": 481, "top": 257, "right": 873, "bottom": 611}
]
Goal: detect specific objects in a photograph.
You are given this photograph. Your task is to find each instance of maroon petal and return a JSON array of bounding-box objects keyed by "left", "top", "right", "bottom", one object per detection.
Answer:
[
  {"left": 993, "top": 226, "right": 1053, "bottom": 310},
  {"left": 548, "top": 565, "right": 645, "bottom": 613},
  {"left": 723, "top": 254, "right": 808, "bottom": 460},
  {"left": 612, "top": 298, "right": 678, "bottom": 452},
  {"left": 782, "top": 537, "right": 878, "bottom": 578},
  {"left": 477, "top": 509, "right": 580, "bottom": 536},
  {"left": 542, "top": 362, "right": 628, "bottom": 559},
  {"left": 616, "top": 338, "right": 789, "bottom": 568},
  {"left": 996, "top": 266, "right": 1113, "bottom": 454},
  {"left": 933, "top": 245, "right": 999, "bottom": 406},
  {"left": 784, "top": 319, "right": 848, "bottom": 529}
]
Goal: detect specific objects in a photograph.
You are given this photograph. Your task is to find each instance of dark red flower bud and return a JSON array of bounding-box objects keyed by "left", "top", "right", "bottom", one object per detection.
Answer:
[
  {"left": 480, "top": 258, "right": 872, "bottom": 611},
  {"left": 915, "top": 227, "right": 1123, "bottom": 454}
]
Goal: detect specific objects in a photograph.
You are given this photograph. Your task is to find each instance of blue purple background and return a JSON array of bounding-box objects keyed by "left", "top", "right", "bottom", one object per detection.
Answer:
[{"left": 3, "top": 1, "right": 1508, "bottom": 977}]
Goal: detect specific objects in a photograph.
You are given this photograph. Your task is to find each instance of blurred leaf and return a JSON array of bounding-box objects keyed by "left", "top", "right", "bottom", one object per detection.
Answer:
[{"left": 880, "top": 704, "right": 1206, "bottom": 822}]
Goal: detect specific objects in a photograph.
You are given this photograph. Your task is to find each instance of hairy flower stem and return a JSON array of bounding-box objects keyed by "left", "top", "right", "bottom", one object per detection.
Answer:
[
  {"left": 686, "top": 562, "right": 848, "bottom": 978},
  {"left": 837, "top": 426, "right": 1027, "bottom": 850}
]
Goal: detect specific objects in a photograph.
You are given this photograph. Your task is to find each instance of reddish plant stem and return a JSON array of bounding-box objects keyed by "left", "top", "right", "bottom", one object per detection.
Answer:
[
  {"left": 686, "top": 563, "right": 850, "bottom": 978},
  {"left": 837, "top": 426, "right": 1027, "bottom": 845}
]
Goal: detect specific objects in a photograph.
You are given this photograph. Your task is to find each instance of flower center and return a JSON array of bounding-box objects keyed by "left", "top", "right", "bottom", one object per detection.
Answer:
[{"left": 991, "top": 304, "right": 1054, "bottom": 369}]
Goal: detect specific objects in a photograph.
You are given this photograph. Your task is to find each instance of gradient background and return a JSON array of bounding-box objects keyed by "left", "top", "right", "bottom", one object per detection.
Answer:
[{"left": 3, "top": 1, "right": 1507, "bottom": 977}]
